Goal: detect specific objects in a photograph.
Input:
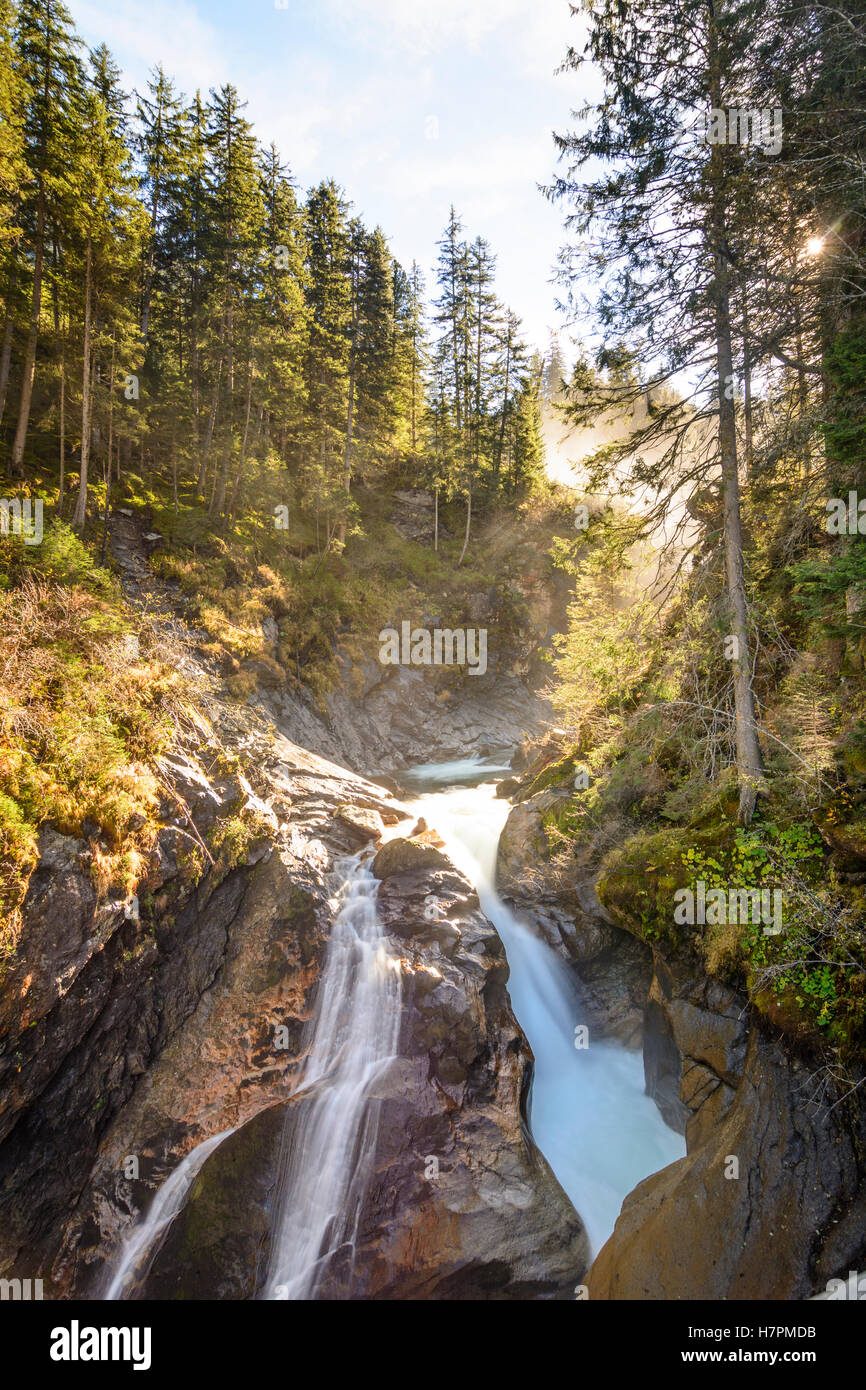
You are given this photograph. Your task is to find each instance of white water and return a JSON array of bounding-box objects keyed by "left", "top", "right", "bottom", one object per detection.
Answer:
[
  {"left": 106, "top": 853, "right": 400, "bottom": 1303},
  {"left": 403, "top": 758, "right": 685, "bottom": 1256},
  {"left": 105, "top": 1127, "right": 234, "bottom": 1300},
  {"left": 105, "top": 755, "right": 683, "bottom": 1297},
  {"left": 261, "top": 852, "right": 402, "bottom": 1300}
]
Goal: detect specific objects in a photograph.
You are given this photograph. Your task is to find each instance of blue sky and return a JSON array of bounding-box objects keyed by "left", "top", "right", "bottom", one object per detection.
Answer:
[{"left": 67, "top": 0, "right": 592, "bottom": 355}]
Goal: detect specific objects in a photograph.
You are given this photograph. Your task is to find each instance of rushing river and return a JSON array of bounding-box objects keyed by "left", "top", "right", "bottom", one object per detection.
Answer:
[
  {"left": 400, "top": 756, "right": 685, "bottom": 1256},
  {"left": 106, "top": 752, "right": 684, "bottom": 1297}
]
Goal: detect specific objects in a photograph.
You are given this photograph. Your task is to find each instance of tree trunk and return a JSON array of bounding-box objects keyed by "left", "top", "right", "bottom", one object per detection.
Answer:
[
  {"left": 100, "top": 340, "right": 115, "bottom": 561},
  {"left": 741, "top": 291, "right": 754, "bottom": 478},
  {"left": 72, "top": 240, "right": 93, "bottom": 530},
  {"left": 100, "top": 453, "right": 111, "bottom": 565},
  {"left": 10, "top": 183, "right": 46, "bottom": 475},
  {"left": 198, "top": 356, "right": 222, "bottom": 496},
  {"left": 141, "top": 176, "right": 161, "bottom": 346},
  {"left": 198, "top": 310, "right": 225, "bottom": 496},
  {"left": 434, "top": 486, "right": 439, "bottom": 552},
  {"left": 209, "top": 264, "right": 234, "bottom": 518},
  {"left": 411, "top": 331, "right": 417, "bottom": 453},
  {"left": 58, "top": 340, "right": 65, "bottom": 508},
  {"left": 228, "top": 369, "right": 254, "bottom": 520},
  {"left": 708, "top": 1, "right": 765, "bottom": 825},
  {"left": 344, "top": 358, "right": 356, "bottom": 498},
  {"left": 458, "top": 489, "right": 471, "bottom": 566},
  {"left": 0, "top": 310, "right": 13, "bottom": 424},
  {"left": 495, "top": 331, "right": 512, "bottom": 487},
  {"left": 171, "top": 423, "right": 178, "bottom": 525}
]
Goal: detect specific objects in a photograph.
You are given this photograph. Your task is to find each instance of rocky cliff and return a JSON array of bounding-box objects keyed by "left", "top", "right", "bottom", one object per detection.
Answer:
[
  {"left": 496, "top": 736, "right": 866, "bottom": 1301},
  {"left": 0, "top": 528, "right": 586, "bottom": 1301}
]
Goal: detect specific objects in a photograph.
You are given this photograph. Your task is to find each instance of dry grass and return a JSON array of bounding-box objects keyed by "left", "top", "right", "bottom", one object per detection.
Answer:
[{"left": 0, "top": 570, "right": 176, "bottom": 936}]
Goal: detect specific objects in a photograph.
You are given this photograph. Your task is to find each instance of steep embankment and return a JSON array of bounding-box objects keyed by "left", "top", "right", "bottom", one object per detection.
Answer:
[
  {"left": 144, "top": 487, "right": 573, "bottom": 776},
  {"left": 496, "top": 737, "right": 866, "bottom": 1300},
  {"left": 0, "top": 514, "right": 586, "bottom": 1300}
]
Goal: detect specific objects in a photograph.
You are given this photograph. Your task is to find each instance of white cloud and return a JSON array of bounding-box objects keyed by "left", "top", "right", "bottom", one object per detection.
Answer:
[
  {"left": 69, "top": 0, "right": 227, "bottom": 97},
  {"left": 325, "top": 0, "right": 524, "bottom": 55},
  {"left": 325, "top": 0, "right": 579, "bottom": 70},
  {"left": 375, "top": 133, "right": 546, "bottom": 213}
]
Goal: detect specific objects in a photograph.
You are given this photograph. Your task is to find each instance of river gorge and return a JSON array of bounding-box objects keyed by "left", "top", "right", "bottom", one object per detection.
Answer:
[
  {"left": 0, "top": 512, "right": 864, "bottom": 1306},
  {"left": 97, "top": 753, "right": 685, "bottom": 1301}
]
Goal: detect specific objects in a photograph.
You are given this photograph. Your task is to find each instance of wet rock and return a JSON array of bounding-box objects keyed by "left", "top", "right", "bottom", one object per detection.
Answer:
[
  {"left": 372, "top": 837, "right": 452, "bottom": 879},
  {"left": 495, "top": 776, "right": 522, "bottom": 799},
  {"left": 496, "top": 789, "right": 568, "bottom": 894},
  {"left": 588, "top": 1027, "right": 866, "bottom": 1300},
  {"left": 132, "top": 877, "right": 590, "bottom": 1302},
  {"left": 265, "top": 663, "right": 553, "bottom": 776},
  {"left": 334, "top": 804, "right": 385, "bottom": 845},
  {"left": 128, "top": 1103, "right": 289, "bottom": 1300}
]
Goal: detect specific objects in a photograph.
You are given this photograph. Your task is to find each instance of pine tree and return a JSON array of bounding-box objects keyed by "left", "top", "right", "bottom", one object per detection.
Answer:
[
  {"left": 302, "top": 179, "right": 351, "bottom": 538},
  {"left": 467, "top": 234, "right": 498, "bottom": 481},
  {"left": 549, "top": 0, "right": 769, "bottom": 822},
  {"left": 204, "top": 83, "right": 265, "bottom": 519},
  {"left": 167, "top": 89, "right": 210, "bottom": 480},
  {"left": 0, "top": 0, "right": 26, "bottom": 261},
  {"left": 135, "top": 64, "right": 186, "bottom": 351},
  {"left": 353, "top": 225, "right": 395, "bottom": 472},
  {"left": 509, "top": 358, "right": 545, "bottom": 494},
  {"left": 434, "top": 205, "right": 469, "bottom": 439},
  {"left": 9, "top": 0, "right": 82, "bottom": 474},
  {"left": 493, "top": 307, "right": 531, "bottom": 491},
  {"left": 434, "top": 206, "right": 474, "bottom": 558},
  {"left": 258, "top": 142, "right": 307, "bottom": 477},
  {"left": 542, "top": 331, "right": 567, "bottom": 404},
  {"left": 0, "top": 0, "right": 27, "bottom": 425},
  {"left": 402, "top": 260, "right": 427, "bottom": 459},
  {"left": 70, "top": 47, "right": 145, "bottom": 528}
]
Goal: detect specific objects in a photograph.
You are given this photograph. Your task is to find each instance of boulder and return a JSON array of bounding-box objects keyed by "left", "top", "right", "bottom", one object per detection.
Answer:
[
  {"left": 588, "top": 1026, "right": 866, "bottom": 1300},
  {"left": 372, "top": 837, "right": 451, "bottom": 879}
]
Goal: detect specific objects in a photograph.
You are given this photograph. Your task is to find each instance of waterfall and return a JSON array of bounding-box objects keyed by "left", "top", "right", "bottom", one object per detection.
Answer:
[
  {"left": 261, "top": 851, "right": 402, "bottom": 1300},
  {"left": 105, "top": 1128, "right": 234, "bottom": 1300},
  {"left": 402, "top": 761, "right": 686, "bottom": 1256},
  {"left": 106, "top": 851, "right": 400, "bottom": 1303},
  {"left": 104, "top": 759, "right": 683, "bottom": 1297}
]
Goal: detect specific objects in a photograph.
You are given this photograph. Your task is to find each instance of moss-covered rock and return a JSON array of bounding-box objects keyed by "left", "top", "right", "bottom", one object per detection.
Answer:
[{"left": 597, "top": 818, "right": 735, "bottom": 950}]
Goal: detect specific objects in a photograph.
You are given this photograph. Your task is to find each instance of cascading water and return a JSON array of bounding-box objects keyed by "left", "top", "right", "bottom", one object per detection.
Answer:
[
  {"left": 261, "top": 851, "right": 402, "bottom": 1300},
  {"left": 105, "top": 1127, "right": 234, "bottom": 1300},
  {"left": 401, "top": 756, "right": 686, "bottom": 1256},
  {"left": 105, "top": 757, "right": 683, "bottom": 1299},
  {"left": 106, "top": 850, "right": 401, "bottom": 1303}
]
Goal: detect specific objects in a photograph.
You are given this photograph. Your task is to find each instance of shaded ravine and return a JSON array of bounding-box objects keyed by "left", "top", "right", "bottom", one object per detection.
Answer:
[
  {"left": 400, "top": 757, "right": 685, "bottom": 1256},
  {"left": 105, "top": 755, "right": 683, "bottom": 1297},
  {"left": 105, "top": 1129, "right": 235, "bottom": 1300}
]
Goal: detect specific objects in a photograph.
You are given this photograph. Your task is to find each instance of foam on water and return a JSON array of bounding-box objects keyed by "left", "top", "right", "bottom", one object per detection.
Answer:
[{"left": 403, "top": 762, "right": 685, "bottom": 1255}]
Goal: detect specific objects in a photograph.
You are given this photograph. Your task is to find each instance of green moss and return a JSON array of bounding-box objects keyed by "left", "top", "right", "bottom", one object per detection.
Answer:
[
  {"left": 0, "top": 531, "right": 175, "bottom": 933},
  {"left": 598, "top": 823, "right": 729, "bottom": 947},
  {"left": 525, "top": 749, "right": 582, "bottom": 798}
]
